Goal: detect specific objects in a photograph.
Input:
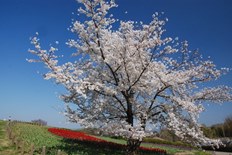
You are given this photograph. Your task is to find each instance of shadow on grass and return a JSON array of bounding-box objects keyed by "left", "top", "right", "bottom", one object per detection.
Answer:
[
  {"left": 44, "top": 138, "right": 126, "bottom": 155},
  {"left": 43, "top": 139, "right": 164, "bottom": 155}
]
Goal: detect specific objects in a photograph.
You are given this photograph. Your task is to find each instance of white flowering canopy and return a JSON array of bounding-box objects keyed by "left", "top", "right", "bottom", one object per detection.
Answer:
[{"left": 28, "top": 0, "right": 232, "bottom": 147}]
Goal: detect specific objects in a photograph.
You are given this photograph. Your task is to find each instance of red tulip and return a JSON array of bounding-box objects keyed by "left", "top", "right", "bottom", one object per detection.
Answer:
[{"left": 48, "top": 128, "right": 166, "bottom": 154}]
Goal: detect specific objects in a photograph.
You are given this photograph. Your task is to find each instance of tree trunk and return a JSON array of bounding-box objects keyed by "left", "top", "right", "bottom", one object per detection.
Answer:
[
  {"left": 124, "top": 92, "right": 142, "bottom": 154},
  {"left": 126, "top": 139, "right": 142, "bottom": 155}
]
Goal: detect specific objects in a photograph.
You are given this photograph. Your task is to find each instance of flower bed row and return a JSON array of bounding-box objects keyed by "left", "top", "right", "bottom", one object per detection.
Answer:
[
  {"left": 48, "top": 128, "right": 104, "bottom": 142},
  {"left": 48, "top": 128, "right": 167, "bottom": 154}
]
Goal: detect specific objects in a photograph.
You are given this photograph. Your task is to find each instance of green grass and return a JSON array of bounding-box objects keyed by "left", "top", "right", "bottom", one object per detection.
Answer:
[
  {"left": 143, "top": 138, "right": 194, "bottom": 148},
  {"left": 0, "top": 121, "right": 5, "bottom": 138},
  {"left": 141, "top": 143, "right": 184, "bottom": 155},
  {"left": 10, "top": 123, "right": 125, "bottom": 155},
  {"left": 97, "top": 136, "right": 189, "bottom": 154},
  {"left": 13, "top": 123, "right": 63, "bottom": 149},
  {"left": 0, "top": 121, "right": 210, "bottom": 155},
  {"left": 0, "top": 120, "right": 18, "bottom": 155},
  {"left": 193, "top": 151, "right": 211, "bottom": 155},
  {"left": 96, "top": 136, "right": 127, "bottom": 145},
  {"left": 11, "top": 123, "right": 67, "bottom": 154}
]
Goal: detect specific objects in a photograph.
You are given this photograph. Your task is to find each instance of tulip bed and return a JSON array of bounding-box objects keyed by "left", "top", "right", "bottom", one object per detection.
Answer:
[
  {"left": 48, "top": 128, "right": 167, "bottom": 155},
  {"left": 48, "top": 128, "right": 105, "bottom": 142}
]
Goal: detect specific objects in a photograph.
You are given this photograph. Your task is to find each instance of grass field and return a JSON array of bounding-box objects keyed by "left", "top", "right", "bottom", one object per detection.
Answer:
[
  {"left": 98, "top": 136, "right": 186, "bottom": 154},
  {"left": 0, "top": 121, "right": 17, "bottom": 155},
  {"left": 0, "top": 120, "right": 210, "bottom": 155}
]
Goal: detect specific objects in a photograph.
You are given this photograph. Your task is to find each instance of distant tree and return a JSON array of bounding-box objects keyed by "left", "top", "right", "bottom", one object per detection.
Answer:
[
  {"left": 31, "top": 119, "right": 47, "bottom": 126},
  {"left": 224, "top": 116, "right": 232, "bottom": 137},
  {"left": 210, "top": 124, "right": 225, "bottom": 138},
  {"left": 207, "top": 116, "right": 232, "bottom": 138},
  {"left": 159, "top": 128, "right": 179, "bottom": 142},
  {"left": 201, "top": 124, "right": 217, "bottom": 138},
  {"left": 28, "top": 0, "right": 232, "bottom": 154}
]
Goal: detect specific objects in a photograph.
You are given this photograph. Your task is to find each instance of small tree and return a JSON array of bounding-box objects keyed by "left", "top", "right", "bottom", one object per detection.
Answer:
[{"left": 28, "top": 0, "right": 232, "bottom": 154}]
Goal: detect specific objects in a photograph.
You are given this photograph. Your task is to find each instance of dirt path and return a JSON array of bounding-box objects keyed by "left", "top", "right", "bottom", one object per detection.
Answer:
[{"left": 0, "top": 121, "right": 17, "bottom": 155}]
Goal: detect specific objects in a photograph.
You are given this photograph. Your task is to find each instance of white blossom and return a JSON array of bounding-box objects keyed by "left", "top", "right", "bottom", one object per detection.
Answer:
[{"left": 28, "top": 0, "right": 232, "bottom": 148}]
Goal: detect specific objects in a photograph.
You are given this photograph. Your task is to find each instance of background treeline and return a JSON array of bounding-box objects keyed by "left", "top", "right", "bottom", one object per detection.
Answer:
[
  {"left": 201, "top": 115, "right": 232, "bottom": 138},
  {"left": 201, "top": 115, "right": 232, "bottom": 152},
  {"left": 31, "top": 119, "right": 47, "bottom": 126},
  {"left": 28, "top": 117, "right": 232, "bottom": 139}
]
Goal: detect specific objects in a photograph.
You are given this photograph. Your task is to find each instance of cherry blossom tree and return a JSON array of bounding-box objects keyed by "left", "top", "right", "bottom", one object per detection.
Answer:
[{"left": 28, "top": 0, "right": 232, "bottom": 154}]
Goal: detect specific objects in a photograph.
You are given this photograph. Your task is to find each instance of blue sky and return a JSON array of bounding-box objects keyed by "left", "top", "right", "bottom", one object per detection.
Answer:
[{"left": 0, "top": 0, "right": 231, "bottom": 129}]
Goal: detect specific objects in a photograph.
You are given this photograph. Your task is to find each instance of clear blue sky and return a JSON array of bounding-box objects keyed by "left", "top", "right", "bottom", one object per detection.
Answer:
[{"left": 0, "top": 0, "right": 231, "bottom": 129}]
